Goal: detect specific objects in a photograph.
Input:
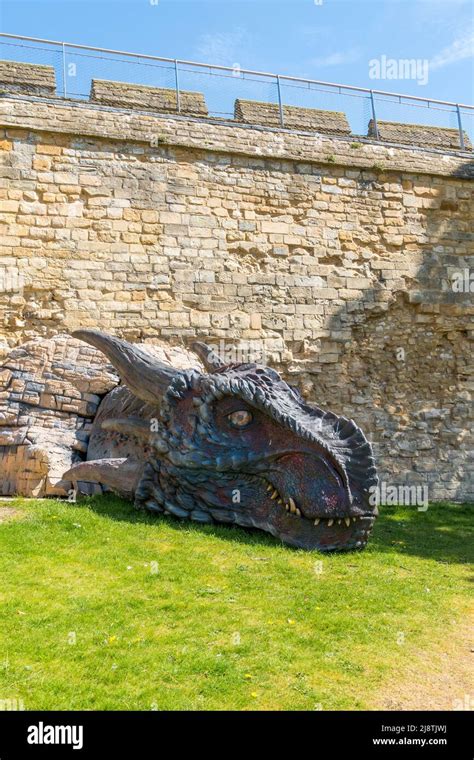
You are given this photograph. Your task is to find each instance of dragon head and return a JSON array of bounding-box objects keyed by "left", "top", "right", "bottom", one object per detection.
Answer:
[{"left": 65, "top": 330, "right": 378, "bottom": 551}]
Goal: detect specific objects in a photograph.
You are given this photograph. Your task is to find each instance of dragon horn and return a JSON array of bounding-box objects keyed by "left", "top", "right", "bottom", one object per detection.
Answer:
[
  {"left": 191, "top": 342, "right": 226, "bottom": 372},
  {"left": 73, "top": 329, "right": 183, "bottom": 404}
]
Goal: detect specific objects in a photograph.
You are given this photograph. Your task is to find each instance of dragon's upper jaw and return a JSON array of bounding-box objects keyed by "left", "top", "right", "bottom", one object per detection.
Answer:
[
  {"left": 196, "top": 444, "right": 376, "bottom": 519},
  {"left": 255, "top": 474, "right": 375, "bottom": 551},
  {"left": 239, "top": 460, "right": 376, "bottom": 550},
  {"left": 261, "top": 476, "right": 373, "bottom": 523}
]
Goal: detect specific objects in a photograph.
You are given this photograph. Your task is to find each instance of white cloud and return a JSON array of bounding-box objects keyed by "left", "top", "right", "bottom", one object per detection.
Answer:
[
  {"left": 195, "top": 28, "right": 250, "bottom": 66},
  {"left": 309, "top": 48, "right": 362, "bottom": 68},
  {"left": 430, "top": 30, "right": 474, "bottom": 71}
]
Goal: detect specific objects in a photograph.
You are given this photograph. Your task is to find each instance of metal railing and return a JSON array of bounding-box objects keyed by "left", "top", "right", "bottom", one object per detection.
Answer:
[{"left": 0, "top": 32, "right": 473, "bottom": 149}]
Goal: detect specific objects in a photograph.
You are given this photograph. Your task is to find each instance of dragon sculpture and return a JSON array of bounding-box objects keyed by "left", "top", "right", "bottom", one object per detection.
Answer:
[{"left": 64, "top": 330, "right": 378, "bottom": 552}]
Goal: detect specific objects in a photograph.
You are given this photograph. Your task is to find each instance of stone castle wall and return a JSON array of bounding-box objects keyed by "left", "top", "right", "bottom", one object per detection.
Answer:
[{"left": 0, "top": 91, "right": 472, "bottom": 501}]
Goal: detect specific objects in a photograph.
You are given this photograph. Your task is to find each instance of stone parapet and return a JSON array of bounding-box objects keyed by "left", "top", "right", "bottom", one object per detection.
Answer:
[
  {"left": 90, "top": 79, "right": 208, "bottom": 116},
  {"left": 369, "top": 119, "right": 472, "bottom": 151},
  {"left": 0, "top": 60, "right": 56, "bottom": 96},
  {"left": 234, "top": 99, "right": 351, "bottom": 134}
]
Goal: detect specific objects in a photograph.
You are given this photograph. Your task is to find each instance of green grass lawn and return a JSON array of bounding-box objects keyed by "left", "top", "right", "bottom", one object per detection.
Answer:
[{"left": 0, "top": 496, "right": 472, "bottom": 711}]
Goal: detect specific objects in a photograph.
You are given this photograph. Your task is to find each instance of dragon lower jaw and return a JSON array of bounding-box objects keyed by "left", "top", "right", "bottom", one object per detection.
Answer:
[{"left": 266, "top": 511, "right": 376, "bottom": 552}]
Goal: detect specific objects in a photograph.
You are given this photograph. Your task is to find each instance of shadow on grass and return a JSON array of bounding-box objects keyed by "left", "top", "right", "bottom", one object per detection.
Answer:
[
  {"left": 80, "top": 492, "right": 284, "bottom": 550},
  {"left": 79, "top": 493, "right": 474, "bottom": 565},
  {"left": 369, "top": 503, "right": 474, "bottom": 566}
]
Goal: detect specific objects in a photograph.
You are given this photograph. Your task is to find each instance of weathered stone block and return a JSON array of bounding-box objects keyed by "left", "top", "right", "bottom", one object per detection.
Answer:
[
  {"left": 90, "top": 79, "right": 208, "bottom": 116},
  {"left": 368, "top": 119, "right": 472, "bottom": 151},
  {"left": 234, "top": 99, "right": 351, "bottom": 134},
  {"left": 0, "top": 60, "right": 56, "bottom": 96}
]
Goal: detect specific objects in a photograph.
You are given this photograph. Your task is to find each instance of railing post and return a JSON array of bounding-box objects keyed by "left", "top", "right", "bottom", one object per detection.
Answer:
[
  {"left": 174, "top": 59, "right": 181, "bottom": 113},
  {"left": 276, "top": 74, "right": 284, "bottom": 127},
  {"left": 456, "top": 104, "right": 465, "bottom": 150},
  {"left": 370, "top": 90, "right": 379, "bottom": 139},
  {"left": 62, "top": 42, "right": 67, "bottom": 98}
]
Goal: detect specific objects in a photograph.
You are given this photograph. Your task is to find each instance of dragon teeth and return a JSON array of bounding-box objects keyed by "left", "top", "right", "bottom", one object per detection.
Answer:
[
  {"left": 310, "top": 516, "right": 361, "bottom": 527},
  {"left": 281, "top": 498, "right": 301, "bottom": 518},
  {"left": 268, "top": 492, "right": 366, "bottom": 527}
]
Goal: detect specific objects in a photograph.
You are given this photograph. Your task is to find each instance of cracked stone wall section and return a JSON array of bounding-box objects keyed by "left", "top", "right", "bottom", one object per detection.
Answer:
[
  {"left": 0, "top": 334, "right": 202, "bottom": 496},
  {"left": 0, "top": 334, "right": 118, "bottom": 496},
  {"left": 0, "top": 95, "right": 472, "bottom": 501}
]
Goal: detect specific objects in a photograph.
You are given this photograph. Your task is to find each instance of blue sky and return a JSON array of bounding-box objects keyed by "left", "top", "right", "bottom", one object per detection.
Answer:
[{"left": 0, "top": 0, "right": 473, "bottom": 133}]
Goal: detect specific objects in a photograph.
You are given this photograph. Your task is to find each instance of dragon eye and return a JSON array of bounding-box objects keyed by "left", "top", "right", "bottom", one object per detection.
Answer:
[{"left": 227, "top": 410, "right": 253, "bottom": 428}]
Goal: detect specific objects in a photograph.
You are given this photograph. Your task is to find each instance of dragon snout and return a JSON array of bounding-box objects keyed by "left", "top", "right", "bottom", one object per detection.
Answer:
[
  {"left": 259, "top": 451, "right": 377, "bottom": 551},
  {"left": 261, "top": 475, "right": 376, "bottom": 551},
  {"left": 264, "top": 451, "right": 355, "bottom": 519}
]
